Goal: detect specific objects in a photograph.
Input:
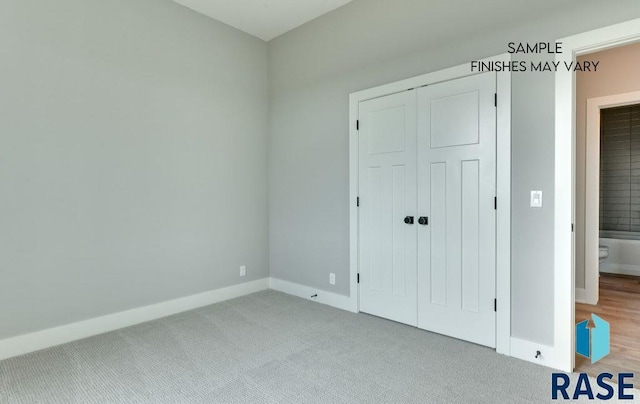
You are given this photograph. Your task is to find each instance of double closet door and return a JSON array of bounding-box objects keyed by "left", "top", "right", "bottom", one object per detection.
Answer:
[{"left": 358, "top": 72, "right": 497, "bottom": 348}]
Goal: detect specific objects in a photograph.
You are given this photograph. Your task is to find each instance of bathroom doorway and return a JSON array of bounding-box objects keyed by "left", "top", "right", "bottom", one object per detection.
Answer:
[{"left": 574, "top": 41, "right": 640, "bottom": 376}]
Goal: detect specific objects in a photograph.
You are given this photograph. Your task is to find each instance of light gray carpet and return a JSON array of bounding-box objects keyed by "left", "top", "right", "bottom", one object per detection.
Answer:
[{"left": 0, "top": 290, "right": 636, "bottom": 403}]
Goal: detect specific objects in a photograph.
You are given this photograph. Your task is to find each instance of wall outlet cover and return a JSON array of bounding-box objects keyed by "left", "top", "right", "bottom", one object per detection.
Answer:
[
  {"left": 240, "top": 266, "right": 246, "bottom": 277},
  {"left": 531, "top": 191, "right": 543, "bottom": 208}
]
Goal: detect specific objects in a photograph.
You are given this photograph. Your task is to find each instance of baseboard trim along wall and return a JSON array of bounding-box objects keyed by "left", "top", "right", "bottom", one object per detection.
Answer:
[
  {"left": 269, "top": 278, "right": 357, "bottom": 313},
  {"left": 601, "top": 265, "right": 640, "bottom": 277},
  {"left": 2, "top": 277, "right": 564, "bottom": 372},
  {"left": 575, "top": 288, "right": 587, "bottom": 304},
  {"left": 0, "top": 278, "right": 270, "bottom": 361}
]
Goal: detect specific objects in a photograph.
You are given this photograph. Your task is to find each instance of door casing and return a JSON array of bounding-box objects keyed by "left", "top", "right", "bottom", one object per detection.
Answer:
[{"left": 348, "top": 54, "right": 512, "bottom": 356}]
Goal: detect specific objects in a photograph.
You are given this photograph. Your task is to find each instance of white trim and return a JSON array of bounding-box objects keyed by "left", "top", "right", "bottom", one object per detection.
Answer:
[
  {"left": 0, "top": 278, "right": 270, "bottom": 361},
  {"left": 269, "top": 278, "right": 357, "bottom": 312},
  {"left": 349, "top": 89, "right": 360, "bottom": 313},
  {"left": 349, "top": 53, "right": 512, "bottom": 356},
  {"left": 575, "top": 288, "right": 587, "bottom": 304},
  {"left": 601, "top": 265, "right": 640, "bottom": 277},
  {"left": 554, "top": 41, "right": 575, "bottom": 375},
  {"left": 584, "top": 95, "right": 601, "bottom": 306},
  {"left": 555, "top": 17, "right": 640, "bottom": 373},
  {"left": 496, "top": 62, "right": 512, "bottom": 356},
  {"left": 584, "top": 91, "right": 640, "bottom": 306},
  {"left": 510, "top": 337, "right": 563, "bottom": 370}
]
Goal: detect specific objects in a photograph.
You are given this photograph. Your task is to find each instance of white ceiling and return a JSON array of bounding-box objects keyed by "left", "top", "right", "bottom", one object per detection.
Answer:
[{"left": 173, "top": 0, "right": 353, "bottom": 41}]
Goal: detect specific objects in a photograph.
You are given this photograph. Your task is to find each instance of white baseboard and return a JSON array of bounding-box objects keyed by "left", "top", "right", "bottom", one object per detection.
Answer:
[
  {"left": 600, "top": 265, "right": 640, "bottom": 277},
  {"left": 575, "top": 287, "right": 598, "bottom": 306},
  {"left": 510, "top": 337, "right": 566, "bottom": 371},
  {"left": 269, "top": 278, "right": 357, "bottom": 313},
  {"left": 0, "top": 278, "right": 270, "bottom": 361},
  {"left": 2, "top": 275, "right": 572, "bottom": 374}
]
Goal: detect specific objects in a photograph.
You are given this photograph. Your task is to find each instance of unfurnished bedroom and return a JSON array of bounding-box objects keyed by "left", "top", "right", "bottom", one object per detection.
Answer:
[{"left": 1, "top": 0, "right": 640, "bottom": 402}]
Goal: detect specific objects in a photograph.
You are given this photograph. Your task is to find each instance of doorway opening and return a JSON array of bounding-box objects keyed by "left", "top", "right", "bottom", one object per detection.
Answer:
[
  {"left": 555, "top": 17, "right": 640, "bottom": 373},
  {"left": 574, "top": 42, "right": 640, "bottom": 376}
]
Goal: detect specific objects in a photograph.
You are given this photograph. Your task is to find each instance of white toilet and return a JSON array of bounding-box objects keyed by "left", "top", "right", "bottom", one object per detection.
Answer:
[{"left": 599, "top": 245, "right": 609, "bottom": 263}]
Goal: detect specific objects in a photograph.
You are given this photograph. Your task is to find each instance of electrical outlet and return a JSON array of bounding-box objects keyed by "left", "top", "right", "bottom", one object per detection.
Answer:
[
  {"left": 329, "top": 273, "right": 336, "bottom": 285},
  {"left": 240, "top": 265, "right": 246, "bottom": 277},
  {"left": 531, "top": 191, "right": 543, "bottom": 208}
]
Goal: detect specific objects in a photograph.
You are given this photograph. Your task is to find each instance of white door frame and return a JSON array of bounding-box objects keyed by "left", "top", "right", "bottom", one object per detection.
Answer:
[
  {"left": 348, "top": 53, "right": 512, "bottom": 356},
  {"left": 581, "top": 91, "right": 640, "bottom": 306},
  {"left": 555, "top": 18, "right": 640, "bottom": 372}
]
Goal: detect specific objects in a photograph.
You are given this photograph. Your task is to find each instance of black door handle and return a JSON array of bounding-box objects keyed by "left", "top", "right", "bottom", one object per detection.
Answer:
[
  {"left": 404, "top": 216, "right": 414, "bottom": 225},
  {"left": 418, "top": 216, "right": 429, "bottom": 225}
]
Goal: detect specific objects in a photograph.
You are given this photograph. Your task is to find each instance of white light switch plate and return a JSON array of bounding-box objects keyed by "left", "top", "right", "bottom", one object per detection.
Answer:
[{"left": 531, "top": 191, "right": 543, "bottom": 208}]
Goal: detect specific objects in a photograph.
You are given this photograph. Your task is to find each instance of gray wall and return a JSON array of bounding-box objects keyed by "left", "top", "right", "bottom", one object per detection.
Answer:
[
  {"left": 268, "top": 0, "right": 640, "bottom": 345},
  {"left": 3, "top": 0, "right": 640, "bottom": 350},
  {"left": 0, "top": 0, "right": 268, "bottom": 340}
]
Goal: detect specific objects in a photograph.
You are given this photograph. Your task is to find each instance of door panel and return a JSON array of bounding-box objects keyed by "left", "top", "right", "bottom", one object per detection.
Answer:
[
  {"left": 417, "top": 72, "right": 497, "bottom": 348},
  {"left": 359, "top": 91, "right": 417, "bottom": 326},
  {"left": 461, "top": 159, "right": 480, "bottom": 313},
  {"left": 430, "top": 91, "right": 480, "bottom": 148},
  {"left": 429, "top": 162, "right": 447, "bottom": 306},
  {"left": 392, "top": 165, "right": 408, "bottom": 296},
  {"left": 368, "top": 166, "right": 384, "bottom": 292}
]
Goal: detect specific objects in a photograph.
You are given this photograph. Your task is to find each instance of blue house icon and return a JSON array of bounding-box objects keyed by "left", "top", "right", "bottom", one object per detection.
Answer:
[{"left": 576, "top": 314, "right": 610, "bottom": 364}]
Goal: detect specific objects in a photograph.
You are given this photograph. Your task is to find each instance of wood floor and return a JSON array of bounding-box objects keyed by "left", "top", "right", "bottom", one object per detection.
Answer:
[{"left": 575, "top": 274, "right": 640, "bottom": 379}]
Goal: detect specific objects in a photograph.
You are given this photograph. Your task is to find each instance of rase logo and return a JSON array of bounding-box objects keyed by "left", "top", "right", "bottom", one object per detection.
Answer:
[
  {"left": 552, "top": 373, "right": 635, "bottom": 400},
  {"left": 576, "top": 313, "right": 609, "bottom": 364},
  {"left": 551, "top": 314, "right": 634, "bottom": 400}
]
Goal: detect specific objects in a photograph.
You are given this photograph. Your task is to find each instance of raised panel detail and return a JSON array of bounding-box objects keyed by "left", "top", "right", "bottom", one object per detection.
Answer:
[
  {"left": 368, "top": 106, "right": 406, "bottom": 155},
  {"left": 430, "top": 91, "right": 479, "bottom": 149},
  {"left": 392, "top": 165, "right": 407, "bottom": 296},
  {"left": 368, "top": 166, "right": 383, "bottom": 292},
  {"left": 461, "top": 160, "right": 480, "bottom": 312},
  {"left": 430, "top": 162, "right": 447, "bottom": 305}
]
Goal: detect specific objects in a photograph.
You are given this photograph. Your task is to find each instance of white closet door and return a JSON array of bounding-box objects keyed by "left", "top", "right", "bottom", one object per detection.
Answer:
[
  {"left": 358, "top": 90, "right": 418, "bottom": 326},
  {"left": 417, "top": 72, "right": 497, "bottom": 347}
]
